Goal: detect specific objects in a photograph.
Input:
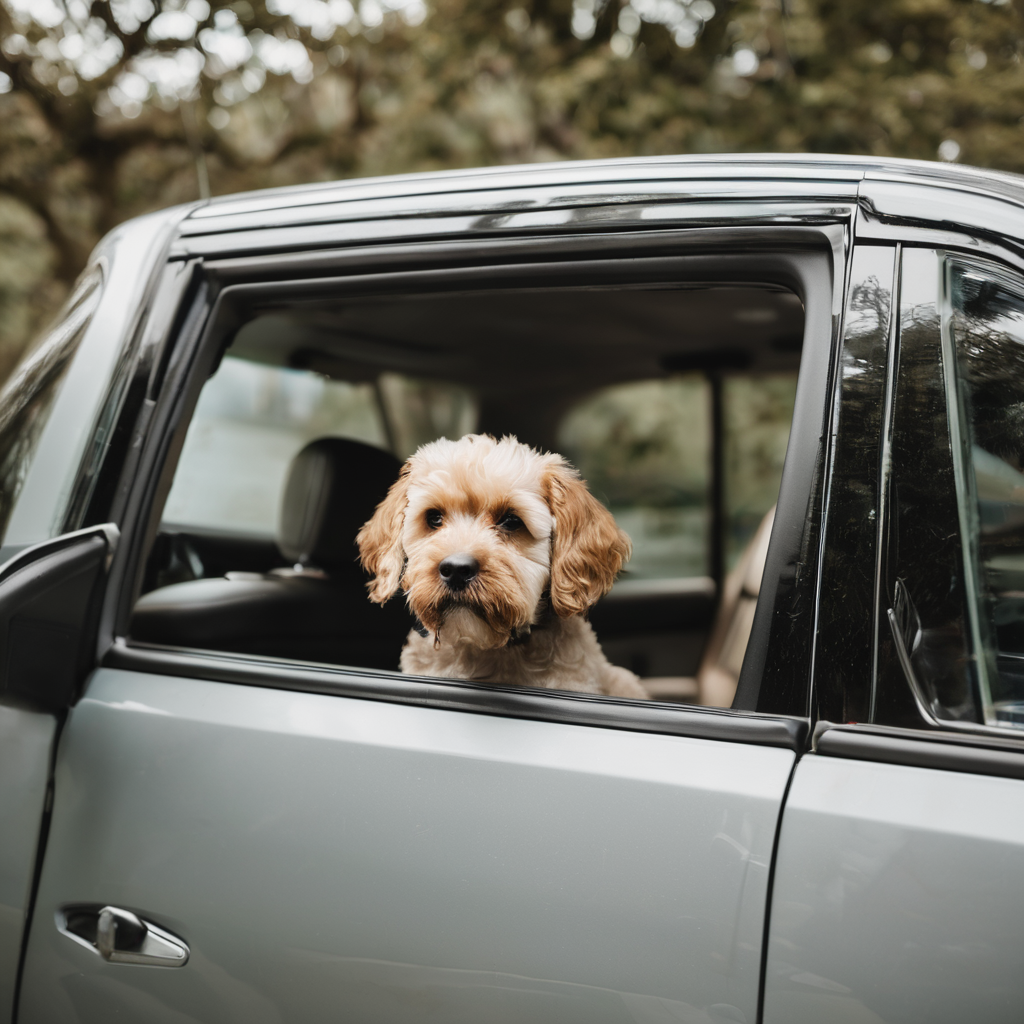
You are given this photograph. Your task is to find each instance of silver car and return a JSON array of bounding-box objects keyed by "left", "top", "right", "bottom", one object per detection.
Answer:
[{"left": 2, "top": 154, "right": 1024, "bottom": 1023}]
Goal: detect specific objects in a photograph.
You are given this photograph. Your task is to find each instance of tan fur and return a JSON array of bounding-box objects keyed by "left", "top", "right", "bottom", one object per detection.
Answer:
[
  {"left": 357, "top": 434, "right": 647, "bottom": 699},
  {"left": 356, "top": 461, "right": 411, "bottom": 603},
  {"left": 544, "top": 462, "right": 632, "bottom": 619}
]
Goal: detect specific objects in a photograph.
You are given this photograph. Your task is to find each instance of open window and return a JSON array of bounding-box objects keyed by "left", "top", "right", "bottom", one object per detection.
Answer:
[{"left": 128, "top": 265, "right": 805, "bottom": 706}]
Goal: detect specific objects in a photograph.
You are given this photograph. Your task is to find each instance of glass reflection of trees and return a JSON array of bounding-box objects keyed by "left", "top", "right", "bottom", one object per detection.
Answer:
[
  {"left": 950, "top": 260, "right": 1024, "bottom": 725},
  {"left": 814, "top": 260, "right": 891, "bottom": 726},
  {"left": 0, "top": 266, "right": 102, "bottom": 542}
]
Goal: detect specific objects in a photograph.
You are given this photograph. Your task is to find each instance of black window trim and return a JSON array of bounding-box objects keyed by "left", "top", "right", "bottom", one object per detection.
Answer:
[
  {"left": 106, "top": 640, "right": 808, "bottom": 751},
  {"left": 96, "top": 222, "right": 842, "bottom": 746},
  {"left": 807, "top": 239, "right": 898, "bottom": 729},
  {"left": 813, "top": 720, "right": 1024, "bottom": 780}
]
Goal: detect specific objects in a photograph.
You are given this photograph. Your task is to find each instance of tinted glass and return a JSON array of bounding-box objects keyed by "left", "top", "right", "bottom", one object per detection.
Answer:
[
  {"left": 875, "top": 248, "right": 979, "bottom": 728},
  {"left": 0, "top": 265, "right": 102, "bottom": 546},
  {"left": 814, "top": 245, "right": 894, "bottom": 725},
  {"left": 946, "top": 255, "right": 1024, "bottom": 728}
]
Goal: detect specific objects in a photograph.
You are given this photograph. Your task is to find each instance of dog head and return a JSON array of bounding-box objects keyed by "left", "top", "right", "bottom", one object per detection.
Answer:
[{"left": 357, "top": 434, "right": 631, "bottom": 649}]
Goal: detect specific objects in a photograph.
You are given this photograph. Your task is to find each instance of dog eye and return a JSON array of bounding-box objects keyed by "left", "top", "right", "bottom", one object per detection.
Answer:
[
  {"left": 497, "top": 512, "right": 523, "bottom": 532},
  {"left": 425, "top": 509, "right": 443, "bottom": 529}
]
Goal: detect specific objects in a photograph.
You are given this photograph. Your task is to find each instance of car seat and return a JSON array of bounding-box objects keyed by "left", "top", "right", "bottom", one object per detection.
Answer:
[
  {"left": 695, "top": 505, "right": 775, "bottom": 708},
  {"left": 130, "top": 438, "right": 412, "bottom": 670}
]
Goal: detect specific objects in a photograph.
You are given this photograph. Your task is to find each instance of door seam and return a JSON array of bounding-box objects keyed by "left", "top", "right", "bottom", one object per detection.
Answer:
[
  {"left": 10, "top": 710, "right": 65, "bottom": 1024},
  {"left": 755, "top": 749, "right": 800, "bottom": 1024}
]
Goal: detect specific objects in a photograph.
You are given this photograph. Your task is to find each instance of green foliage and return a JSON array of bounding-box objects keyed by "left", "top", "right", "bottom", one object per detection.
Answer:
[
  {"left": 559, "top": 376, "right": 708, "bottom": 507},
  {"left": 2, "top": 0, "right": 1024, "bottom": 373},
  {"left": 723, "top": 373, "right": 796, "bottom": 558}
]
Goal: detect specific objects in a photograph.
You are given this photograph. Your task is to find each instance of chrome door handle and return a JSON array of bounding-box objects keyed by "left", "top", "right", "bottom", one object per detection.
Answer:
[{"left": 58, "top": 904, "right": 189, "bottom": 967}]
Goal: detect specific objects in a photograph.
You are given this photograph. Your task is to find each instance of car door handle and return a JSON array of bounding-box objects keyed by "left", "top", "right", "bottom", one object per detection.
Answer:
[{"left": 58, "top": 904, "right": 189, "bottom": 967}]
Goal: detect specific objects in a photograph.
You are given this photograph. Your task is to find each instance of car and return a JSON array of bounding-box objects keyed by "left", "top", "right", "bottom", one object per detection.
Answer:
[{"left": 1, "top": 153, "right": 1024, "bottom": 1024}]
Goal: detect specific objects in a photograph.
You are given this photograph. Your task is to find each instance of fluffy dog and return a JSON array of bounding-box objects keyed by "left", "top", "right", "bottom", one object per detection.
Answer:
[{"left": 357, "top": 434, "right": 647, "bottom": 699}]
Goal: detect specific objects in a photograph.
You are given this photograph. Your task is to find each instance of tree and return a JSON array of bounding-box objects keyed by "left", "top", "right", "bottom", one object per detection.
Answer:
[{"left": 2, "top": 0, "right": 1024, "bottom": 379}]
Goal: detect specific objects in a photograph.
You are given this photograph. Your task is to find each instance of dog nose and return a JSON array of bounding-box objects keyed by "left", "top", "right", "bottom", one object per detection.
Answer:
[{"left": 439, "top": 554, "right": 479, "bottom": 590}]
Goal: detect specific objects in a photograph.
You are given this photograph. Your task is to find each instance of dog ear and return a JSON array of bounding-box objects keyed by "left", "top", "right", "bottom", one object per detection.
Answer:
[
  {"left": 357, "top": 462, "right": 412, "bottom": 604},
  {"left": 544, "top": 461, "right": 631, "bottom": 618}
]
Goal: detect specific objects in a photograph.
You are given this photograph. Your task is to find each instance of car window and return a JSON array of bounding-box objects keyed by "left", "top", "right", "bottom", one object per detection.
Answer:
[
  {"left": 875, "top": 249, "right": 979, "bottom": 729},
  {"left": 945, "top": 255, "right": 1024, "bottom": 730},
  {"left": 558, "top": 373, "right": 796, "bottom": 580},
  {"left": 0, "top": 264, "right": 103, "bottom": 548},
  {"left": 135, "top": 279, "right": 805, "bottom": 705},
  {"left": 558, "top": 376, "right": 709, "bottom": 579},
  {"left": 163, "top": 355, "right": 477, "bottom": 535},
  {"left": 723, "top": 374, "right": 797, "bottom": 567}
]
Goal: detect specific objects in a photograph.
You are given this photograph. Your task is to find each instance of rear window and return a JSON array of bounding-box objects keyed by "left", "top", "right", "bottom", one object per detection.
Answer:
[
  {"left": 164, "top": 356, "right": 477, "bottom": 535},
  {"left": 559, "top": 373, "right": 796, "bottom": 580}
]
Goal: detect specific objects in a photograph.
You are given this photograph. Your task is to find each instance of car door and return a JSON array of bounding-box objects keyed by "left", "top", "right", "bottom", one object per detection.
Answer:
[
  {"left": 0, "top": 206, "right": 191, "bottom": 1024},
  {"left": 763, "top": 243, "right": 1024, "bottom": 1023},
  {"left": 11, "top": 204, "right": 841, "bottom": 1024}
]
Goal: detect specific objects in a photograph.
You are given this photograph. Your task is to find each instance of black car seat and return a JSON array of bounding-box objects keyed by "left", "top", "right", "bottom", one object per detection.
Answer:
[{"left": 131, "top": 438, "right": 412, "bottom": 670}]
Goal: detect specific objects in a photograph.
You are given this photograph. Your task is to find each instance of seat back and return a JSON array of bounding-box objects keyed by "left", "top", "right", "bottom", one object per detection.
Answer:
[
  {"left": 131, "top": 438, "right": 410, "bottom": 669},
  {"left": 696, "top": 506, "right": 775, "bottom": 708}
]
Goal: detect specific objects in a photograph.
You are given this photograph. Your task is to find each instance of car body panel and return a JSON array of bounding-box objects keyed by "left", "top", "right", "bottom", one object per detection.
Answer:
[
  {"left": 858, "top": 178, "right": 1024, "bottom": 258},
  {"left": 0, "top": 704, "right": 54, "bottom": 1024},
  {"left": 20, "top": 668, "right": 794, "bottom": 1024},
  {"left": 763, "top": 753, "right": 1024, "bottom": 1024}
]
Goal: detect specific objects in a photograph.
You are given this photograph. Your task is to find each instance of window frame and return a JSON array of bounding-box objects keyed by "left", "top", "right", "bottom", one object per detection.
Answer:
[
  {"left": 811, "top": 242, "right": 898, "bottom": 728},
  {"left": 93, "top": 223, "right": 841, "bottom": 742}
]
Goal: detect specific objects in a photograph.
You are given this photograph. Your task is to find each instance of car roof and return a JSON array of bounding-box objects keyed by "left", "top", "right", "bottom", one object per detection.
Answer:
[{"left": 181, "top": 152, "right": 1024, "bottom": 231}]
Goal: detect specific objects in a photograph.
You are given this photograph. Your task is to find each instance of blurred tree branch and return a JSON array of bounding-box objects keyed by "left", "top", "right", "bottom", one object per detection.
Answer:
[{"left": 1, "top": 0, "right": 1023, "bottom": 380}]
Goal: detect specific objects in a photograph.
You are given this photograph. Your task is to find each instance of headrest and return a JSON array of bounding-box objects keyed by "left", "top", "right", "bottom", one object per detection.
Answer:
[{"left": 278, "top": 438, "right": 401, "bottom": 570}]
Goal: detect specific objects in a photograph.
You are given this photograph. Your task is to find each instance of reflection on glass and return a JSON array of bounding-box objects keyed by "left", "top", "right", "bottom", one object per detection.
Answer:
[
  {"left": 0, "top": 265, "right": 103, "bottom": 544},
  {"left": 878, "top": 248, "right": 978, "bottom": 728},
  {"left": 948, "top": 257, "right": 1024, "bottom": 729},
  {"left": 815, "top": 245, "right": 893, "bottom": 726}
]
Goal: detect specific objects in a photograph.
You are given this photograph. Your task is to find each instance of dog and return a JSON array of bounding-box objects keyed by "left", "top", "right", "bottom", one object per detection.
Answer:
[{"left": 357, "top": 434, "right": 648, "bottom": 699}]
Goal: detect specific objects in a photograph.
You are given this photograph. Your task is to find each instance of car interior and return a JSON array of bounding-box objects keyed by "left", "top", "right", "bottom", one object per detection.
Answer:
[{"left": 130, "top": 281, "right": 803, "bottom": 706}]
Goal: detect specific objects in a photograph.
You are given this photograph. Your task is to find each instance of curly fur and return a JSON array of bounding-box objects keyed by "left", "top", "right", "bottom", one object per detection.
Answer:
[{"left": 356, "top": 434, "right": 646, "bottom": 699}]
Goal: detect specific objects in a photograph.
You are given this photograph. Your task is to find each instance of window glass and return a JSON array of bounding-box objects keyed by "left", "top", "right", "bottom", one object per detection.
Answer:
[
  {"left": 164, "top": 356, "right": 479, "bottom": 535},
  {"left": 165, "top": 357, "right": 387, "bottom": 534},
  {"left": 0, "top": 265, "right": 103, "bottom": 546},
  {"left": 558, "top": 377, "right": 709, "bottom": 580},
  {"left": 724, "top": 374, "right": 797, "bottom": 569},
  {"left": 559, "top": 374, "right": 797, "bottom": 581},
  {"left": 378, "top": 371, "right": 479, "bottom": 460},
  {"left": 946, "top": 256, "right": 1024, "bottom": 729},
  {"left": 138, "top": 283, "right": 803, "bottom": 698}
]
